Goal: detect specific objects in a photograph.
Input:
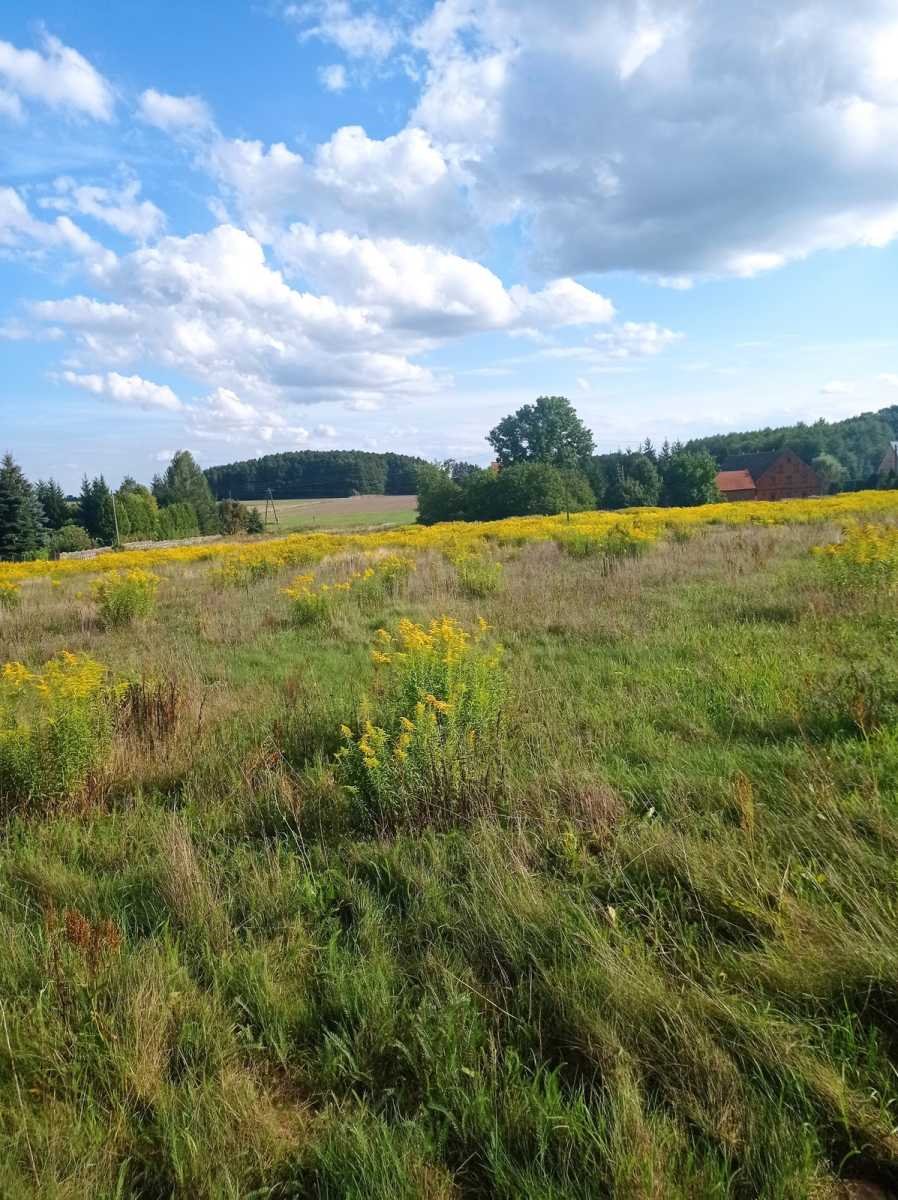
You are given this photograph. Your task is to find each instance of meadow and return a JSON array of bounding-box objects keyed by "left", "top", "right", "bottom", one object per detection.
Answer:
[
  {"left": 238, "top": 495, "right": 418, "bottom": 533},
  {"left": 2, "top": 492, "right": 898, "bottom": 1198}
]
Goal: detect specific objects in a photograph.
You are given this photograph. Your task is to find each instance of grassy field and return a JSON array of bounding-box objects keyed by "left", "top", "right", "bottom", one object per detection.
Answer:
[
  {"left": 240, "top": 494, "right": 418, "bottom": 532},
  {"left": 2, "top": 498, "right": 898, "bottom": 1197}
]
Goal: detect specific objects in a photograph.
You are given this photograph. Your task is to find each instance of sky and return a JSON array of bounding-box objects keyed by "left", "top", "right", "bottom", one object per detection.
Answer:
[{"left": 2, "top": 0, "right": 898, "bottom": 491}]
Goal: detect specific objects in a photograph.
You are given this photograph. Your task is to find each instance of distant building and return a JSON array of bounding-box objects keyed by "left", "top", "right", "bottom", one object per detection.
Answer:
[
  {"left": 879, "top": 441, "right": 898, "bottom": 477},
  {"left": 715, "top": 450, "right": 820, "bottom": 502}
]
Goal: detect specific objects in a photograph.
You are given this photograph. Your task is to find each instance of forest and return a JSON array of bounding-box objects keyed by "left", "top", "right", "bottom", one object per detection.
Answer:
[{"left": 203, "top": 450, "right": 425, "bottom": 501}]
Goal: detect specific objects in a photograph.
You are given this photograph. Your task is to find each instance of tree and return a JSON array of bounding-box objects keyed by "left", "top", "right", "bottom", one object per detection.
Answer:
[
  {"left": 0, "top": 454, "right": 46, "bottom": 560},
  {"left": 79, "top": 476, "right": 115, "bottom": 541},
  {"left": 49, "top": 524, "right": 92, "bottom": 554},
  {"left": 662, "top": 450, "right": 720, "bottom": 507},
  {"left": 218, "top": 499, "right": 250, "bottom": 534},
  {"left": 36, "top": 479, "right": 71, "bottom": 529},
  {"left": 417, "top": 464, "right": 466, "bottom": 525},
  {"left": 812, "top": 453, "right": 844, "bottom": 492},
  {"left": 487, "top": 397, "right": 595, "bottom": 469},
  {"left": 604, "top": 454, "right": 663, "bottom": 509},
  {"left": 246, "top": 507, "right": 265, "bottom": 534},
  {"left": 154, "top": 451, "right": 220, "bottom": 534}
]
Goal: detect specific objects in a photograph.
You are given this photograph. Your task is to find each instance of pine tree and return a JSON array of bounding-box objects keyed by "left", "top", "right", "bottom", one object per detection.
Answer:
[
  {"left": 36, "top": 478, "right": 71, "bottom": 529},
  {"left": 0, "top": 454, "right": 46, "bottom": 560},
  {"left": 79, "top": 476, "right": 115, "bottom": 542},
  {"left": 153, "top": 450, "right": 220, "bottom": 534}
]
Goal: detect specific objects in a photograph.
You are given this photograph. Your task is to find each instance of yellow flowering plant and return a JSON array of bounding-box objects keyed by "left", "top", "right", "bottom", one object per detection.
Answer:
[
  {"left": 336, "top": 616, "right": 504, "bottom": 831},
  {"left": 813, "top": 522, "right": 898, "bottom": 590},
  {"left": 0, "top": 581, "right": 20, "bottom": 611},
  {"left": 92, "top": 569, "right": 160, "bottom": 628},
  {"left": 0, "top": 651, "right": 113, "bottom": 807}
]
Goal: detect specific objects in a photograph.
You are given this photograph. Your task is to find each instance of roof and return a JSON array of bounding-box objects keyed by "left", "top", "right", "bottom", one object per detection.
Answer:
[
  {"left": 718, "top": 451, "right": 785, "bottom": 478},
  {"left": 715, "top": 469, "right": 756, "bottom": 493}
]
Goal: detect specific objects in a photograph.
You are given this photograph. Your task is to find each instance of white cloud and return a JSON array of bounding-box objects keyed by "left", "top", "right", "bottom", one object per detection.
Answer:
[
  {"left": 0, "top": 187, "right": 116, "bottom": 274},
  {"left": 277, "top": 224, "right": 614, "bottom": 336},
  {"left": 187, "top": 387, "right": 310, "bottom": 445},
  {"left": 0, "top": 88, "right": 23, "bottom": 120},
  {"left": 61, "top": 370, "right": 183, "bottom": 411},
  {"left": 315, "top": 423, "right": 338, "bottom": 437},
  {"left": 591, "top": 321, "right": 683, "bottom": 360},
  {"left": 285, "top": 1, "right": 396, "bottom": 60},
  {"left": 319, "top": 63, "right": 348, "bottom": 92},
  {"left": 406, "top": 0, "right": 898, "bottom": 278},
  {"left": 820, "top": 380, "right": 855, "bottom": 396},
  {"left": 39, "top": 177, "right": 165, "bottom": 242},
  {"left": 137, "top": 88, "right": 212, "bottom": 132},
  {"left": 0, "top": 33, "right": 114, "bottom": 121},
  {"left": 209, "top": 124, "right": 467, "bottom": 243},
  {"left": 878, "top": 373, "right": 898, "bottom": 388}
]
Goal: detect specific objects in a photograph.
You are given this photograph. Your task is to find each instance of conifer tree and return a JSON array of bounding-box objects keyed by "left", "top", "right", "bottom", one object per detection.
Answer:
[{"left": 0, "top": 454, "right": 46, "bottom": 560}]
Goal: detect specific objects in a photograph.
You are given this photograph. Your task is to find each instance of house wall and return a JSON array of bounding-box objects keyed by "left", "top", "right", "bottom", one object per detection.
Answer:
[
  {"left": 754, "top": 452, "right": 820, "bottom": 500},
  {"left": 720, "top": 488, "right": 756, "bottom": 502}
]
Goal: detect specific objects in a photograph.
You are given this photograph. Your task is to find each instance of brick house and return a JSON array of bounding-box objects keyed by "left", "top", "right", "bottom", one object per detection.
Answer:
[{"left": 715, "top": 450, "right": 820, "bottom": 502}]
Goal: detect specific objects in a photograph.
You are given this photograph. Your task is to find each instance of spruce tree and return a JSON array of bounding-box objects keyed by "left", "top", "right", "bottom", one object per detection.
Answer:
[
  {"left": 0, "top": 454, "right": 46, "bottom": 560},
  {"left": 36, "top": 479, "right": 71, "bottom": 529},
  {"left": 153, "top": 450, "right": 220, "bottom": 534}
]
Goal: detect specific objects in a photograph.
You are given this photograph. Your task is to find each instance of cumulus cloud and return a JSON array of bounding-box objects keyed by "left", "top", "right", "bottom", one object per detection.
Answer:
[
  {"left": 187, "top": 387, "right": 311, "bottom": 445},
  {"left": 29, "top": 224, "right": 436, "bottom": 407},
  {"left": 403, "top": 0, "right": 898, "bottom": 278},
  {"left": 209, "top": 124, "right": 467, "bottom": 243},
  {"left": 0, "top": 33, "right": 114, "bottom": 121},
  {"left": 276, "top": 224, "right": 614, "bottom": 335},
  {"left": 39, "top": 176, "right": 165, "bottom": 242},
  {"left": 137, "top": 88, "right": 212, "bottom": 132},
  {"left": 61, "top": 370, "right": 183, "bottom": 411}
]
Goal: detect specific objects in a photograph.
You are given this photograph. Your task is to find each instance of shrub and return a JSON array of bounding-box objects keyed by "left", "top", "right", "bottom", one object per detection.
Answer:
[
  {"left": 92, "top": 568, "right": 160, "bottom": 627},
  {"left": 0, "top": 582, "right": 20, "bottom": 611},
  {"left": 336, "top": 616, "right": 504, "bottom": 831},
  {"left": 246, "top": 507, "right": 265, "bottom": 534},
  {"left": 0, "top": 651, "right": 112, "bottom": 807},
  {"left": 49, "top": 524, "right": 93, "bottom": 554}
]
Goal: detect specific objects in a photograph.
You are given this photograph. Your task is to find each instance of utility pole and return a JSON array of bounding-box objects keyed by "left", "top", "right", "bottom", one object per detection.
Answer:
[
  {"left": 111, "top": 492, "right": 121, "bottom": 546},
  {"left": 264, "top": 489, "right": 279, "bottom": 527}
]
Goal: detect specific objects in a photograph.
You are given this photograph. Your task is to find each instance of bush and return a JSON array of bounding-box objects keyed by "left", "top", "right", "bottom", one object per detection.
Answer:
[
  {"left": 218, "top": 499, "right": 250, "bottom": 535},
  {"left": 246, "top": 507, "right": 265, "bottom": 534},
  {"left": 355, "top": 554, "right": 416, "bottom": 607},
  {"left": 558, "top": 525, "right": 653, "bottom": 571},
  {"left": 336, "top": 616, "right": 504, "bottom": 831},
  {"left": 92, "top": 569, "right": 160, "bottom": 628},
  {"left": 49, "top": 524, "right": 93, "bottom": 554},
  {"left": 0, "top": 652, "right": 112, "bottom": 807},
  {"left": 813, "top": 523, "right": 898, "bottom": 590}
]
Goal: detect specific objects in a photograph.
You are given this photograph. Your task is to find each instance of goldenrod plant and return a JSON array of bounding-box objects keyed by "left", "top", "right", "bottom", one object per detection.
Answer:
[{"left": 92, "top": 569, "right": 160, "bottom": 628}]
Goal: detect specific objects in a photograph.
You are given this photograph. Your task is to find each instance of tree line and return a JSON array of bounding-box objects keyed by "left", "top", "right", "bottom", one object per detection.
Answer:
[
  {"left": 417, "top": 396, "right": 898, "bottom": 525},
  {"left": 417, "top": 397, "right": 722, "bottom": 524},
  {"left": 0, "top": 450, "right": 265, "bottom": 562},
  {"left": 204, "top": 450, "right": 424, "bottom": 501}
]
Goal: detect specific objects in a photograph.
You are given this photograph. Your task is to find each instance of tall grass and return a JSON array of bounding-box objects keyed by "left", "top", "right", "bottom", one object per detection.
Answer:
[{"left": 2, "top": 516, "right": 898, "bottom": 1196}]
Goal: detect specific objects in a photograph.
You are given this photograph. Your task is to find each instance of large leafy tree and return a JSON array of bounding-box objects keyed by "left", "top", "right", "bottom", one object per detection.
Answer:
[
  {"left": 0, "top": 454, "right": 46, "bottom": 560},
  {"left": 487, "top": 397, "right": 595, "bottom": 469},
  {"left": 604, "top": 453, "right": 663, "bottom": 509},
  {"left": 153, "top": 450, "right": 220, "bottom": 534},
  {"left": 662, "top": 450, "right": 720, "bottom": 507}
]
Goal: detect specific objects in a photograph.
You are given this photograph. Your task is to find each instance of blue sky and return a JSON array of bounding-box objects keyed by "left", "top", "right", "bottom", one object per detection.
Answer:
[{"left": 2, "top": 0, "right": 898, "bottom": 491}]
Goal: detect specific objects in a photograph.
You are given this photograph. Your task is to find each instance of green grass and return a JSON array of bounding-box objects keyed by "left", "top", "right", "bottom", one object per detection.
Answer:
[
  {"left": 2, "top": 523, "right": 898, "bottom": 1197},
  {"left": 240, "top": 496, "right": 418, "bottom": 533}
]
